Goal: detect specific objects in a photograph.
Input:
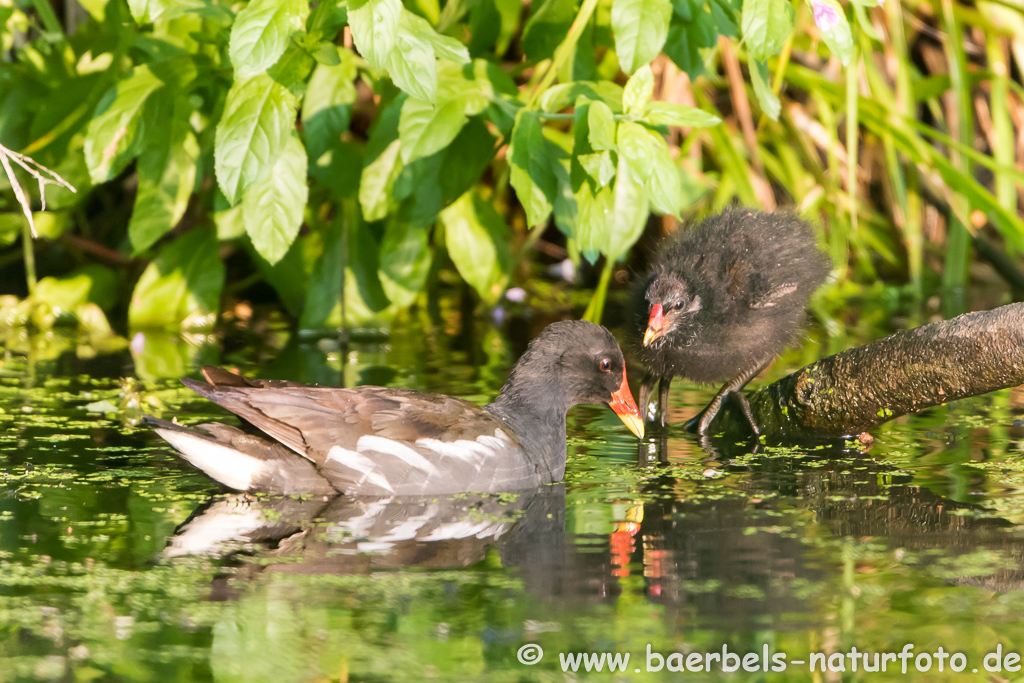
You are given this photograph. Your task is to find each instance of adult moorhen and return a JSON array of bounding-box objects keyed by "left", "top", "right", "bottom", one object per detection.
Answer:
[
  {"left": 632, "top": 209, "right": 831, "bottom": 435},
  {"left": 147, "top": 320, "right": 644, "bottom": 496}
]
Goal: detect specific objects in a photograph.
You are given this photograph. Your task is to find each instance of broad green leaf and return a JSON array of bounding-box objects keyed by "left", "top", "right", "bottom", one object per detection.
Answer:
[
  {"left": 539, "top": 81, "right": 624, "bottom": 113},
  {"left": 643, "top": 100, "right": 721, "bottom": 127},
  {"left": 587, "top": 101, "right": 617, "bottom": 151},
  {"left": 398, "top": 96, "right": 469, "bottom": 164},
  {"left": 509, "top": 113, "right": 558, "bottom": 227},
  {"left": 267, "top": 42, "right": 315, "bottom": 95},
  {"left": 575, "top": 182, "right": 614, "bottom": 263},
  {"left": 521, "top": 0, "right": 577, "bottom": 61},
  {"left": 741, "top": 0, "right": 794, "bottom": 60},
  {"left": 128, "top": 93, "right": 199, "bottom": 253},
  {"left": 611, "top": 0, "right": 672, "bottom": 74},
  {"left": 578, "top": 151, "right": 617, "bottom": 185},
  {"left": 468, "top": 0, "right": 522, "bottom": 57},
  {"left": 616, "top": 121, "right": 654, "bottom": 180},
  {"left": 84, "top": 65, "right": 162, "bottom": 183},
  {"left": 435, "top": 118, "right": 499, "bottom": 207},
  {"left": 606, "top": 155, "right": 649, "bottom": 259},
  {"left": 401, "top": 11, "right": 470, "bottom": 63},
  {"left": 251, "top": 232, "right": 313, "bottom": 317},
  {"left": 310, "top": 140, "right": 364, "bottom": 199},
  {"left": 623, "top": 64, "right": 654, "bottom": 116},
  {"left": 378, "top": 219, "right": 432, "bottom": 307},
  {"left": 663, "top": 0, "right": 726, "bottom": 78},
  {"left": 229, "top": 0, "right": 308, "bottom": 78},
  {"left": 748, "top": 54, "right": 780, "bottom": 120},
  {"left": 386, "top": 15, "right": 438, "bottom": 103},
  {"left": 129, "top": 228, "right": 224, "bottom": 330},
  {"left": 301, "top": 218, "right": 343, "bottom": 329},
  {"left": 214, "top": 73, "right": 297, "bottom": 204},
  {"left": 344, "top": 216, "right": 394, "bottom": 323},
  {"left": 302, "top": 47, "right": 358, "bottom": 159},
  {"left": 243, "top": 134, "right": 308, "bottom": 264},
  {"left": 647, "top": 131, "right": 682, "bottom": 215},
  {"left": 127, "top": 0, "right": 199, "bottom": 24},
  {"left": 440, "top": 192, "right": 511, "bottom": 304},
  {"left": 809, "top": 0, "right": 853, "bottom": 66},
  {"left": 359, "top": 139, "right": 403, "bottom": 221},
  {"left": 35, "top": 265, "right": 117, "bottom": 313},
  {"left": 348, "top": 0, "right": 401, "bottom": 70}
]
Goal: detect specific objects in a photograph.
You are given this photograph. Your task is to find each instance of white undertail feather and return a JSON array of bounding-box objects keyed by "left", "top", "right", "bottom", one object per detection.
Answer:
[{"left": 155, "top": 427, "right": 265, "bottom": 492}]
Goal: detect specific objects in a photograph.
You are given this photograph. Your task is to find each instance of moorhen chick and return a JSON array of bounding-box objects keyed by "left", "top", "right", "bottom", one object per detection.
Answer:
[
  {"left": 147, "top": 320, "right": 644, "bottom": 496},
  {"left": 632, "top": 209, "right": 831, "bottom": 435}
]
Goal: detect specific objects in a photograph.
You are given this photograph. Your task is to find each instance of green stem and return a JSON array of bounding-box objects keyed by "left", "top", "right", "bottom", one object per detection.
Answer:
[
  {"left": 845, "top": 41, "right": 860, "bottom": 235},
  {"left": 582, "top": 258, "right": 614, "bottom": 324},
  {"left": 22, "top": 220, "right": 36, "bottom": 297},
  {"left": 941, "top": 0, "right": 971, "bottom": 297},
  {"left": 29, "top": 0, "right": 63, "bottom": 35},
  {"left": 525, "top": 0, "right": 600, "bottom": 109}
]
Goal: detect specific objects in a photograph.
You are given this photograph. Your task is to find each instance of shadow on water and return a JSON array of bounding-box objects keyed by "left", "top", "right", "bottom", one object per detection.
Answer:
[{"left": 4, "top": 312, "right": 1024, "bottom": 680}]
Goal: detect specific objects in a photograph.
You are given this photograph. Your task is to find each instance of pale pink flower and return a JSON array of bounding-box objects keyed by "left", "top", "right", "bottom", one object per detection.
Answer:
[{"left": 811, "top": 0, "right": 841, "bottom": 32}]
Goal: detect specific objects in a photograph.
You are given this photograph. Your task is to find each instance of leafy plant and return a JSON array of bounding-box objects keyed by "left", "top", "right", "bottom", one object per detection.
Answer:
[{"left": 1, "top": 0, "right": 1022, "bottom": 335}]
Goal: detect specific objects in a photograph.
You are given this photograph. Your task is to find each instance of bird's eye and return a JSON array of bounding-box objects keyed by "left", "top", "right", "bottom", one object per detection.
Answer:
[
  {"left": 599, "top": 358, "right": 611, "bottom": 372},
  {"left": 674, "top": 301, "right": 686, "bottom": 310}
]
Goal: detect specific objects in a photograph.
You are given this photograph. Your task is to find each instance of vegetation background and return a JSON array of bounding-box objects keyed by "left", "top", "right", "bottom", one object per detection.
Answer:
[{"left": 1, "top": 0, "right": 1023, "bottom": 347}]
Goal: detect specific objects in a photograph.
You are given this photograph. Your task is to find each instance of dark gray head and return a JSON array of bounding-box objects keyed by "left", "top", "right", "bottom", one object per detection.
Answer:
[
  {"left": 642, "top": 272, "right": 702, "bottom": 346},
  {"left": 493, "top": 320, "right": 643, "bottom": 437}
]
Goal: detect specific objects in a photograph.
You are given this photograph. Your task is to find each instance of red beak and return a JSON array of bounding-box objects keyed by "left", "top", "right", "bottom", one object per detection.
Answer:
[
  {"left": 643, "top": 304, "right": 669, "bottom": 346},
  {"left": 608, "top": 367, "right": 644, "bottom": 438}
]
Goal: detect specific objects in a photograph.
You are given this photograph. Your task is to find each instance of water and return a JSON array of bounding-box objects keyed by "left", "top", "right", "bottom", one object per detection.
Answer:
[{"left": 3, "top": 307, "right": 1024, "bottom": 681}]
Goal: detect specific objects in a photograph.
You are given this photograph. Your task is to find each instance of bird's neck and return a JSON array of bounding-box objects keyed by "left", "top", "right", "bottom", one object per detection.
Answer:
[{"left": 486, "top": 377, "right": 569, "bottom": 482}]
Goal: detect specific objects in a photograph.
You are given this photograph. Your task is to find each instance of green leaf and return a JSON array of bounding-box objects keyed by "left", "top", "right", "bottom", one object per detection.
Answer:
[
  {"left": 748, "top": 54, "right": 780, "bottom": 120},
  {"left": 617, "top": 121, "right": 655, "bottom": 181},
  {"left": 214, "top": 73, "right": 298, "bottom": 205},
  {"left": 647, "top": 132, "right": 682, "bottom": 215},
  {"left": 127, "top": 0, "right": 200, "bottom": 23},
  {"left": 229, "top": 0, "right": 309, "bottom": 78},
  {"left": 521, "top": 0, "right": 577, "bottom": 61},
  {"left": 808, "top": 0, "right": 852, "bottom": 66},
  {"left": 663, "top": 1, "right": 725, "bottom": 78},
  {"left": 611, "top": 0, "right": 672, "bottom": 74},
  {"left": 587, "top": 100, "right": 617, "bottom": 151},
  {"left": 575, "top": 182, "right": 614, "bottom": 263},
  {"left": 440, "top": 192, "right": 512, "bottom": 304},
  {"left": 398, "top": 96, "right": 469, "bottom": 164},
  {"left": 539, "top": 81, "right": 624, "bottom": 113},
  {"left": 643, "top": 100, "right": 721, "bottom": 127},
  {"left": 128, "top": 228, "right": 225, "bottom": 330},
  {"left": 507, "top": 113, "right": 557, "bottom": 228},
  {"left": 348, "top": 0, "right": 401, "bottom": 70},
  {"left": 302, "top": 47, "right": 358, "bottom": 159},
  {"left": 622, "top": 64, "right": 654, "bottom": 116},
  {"left": 606, "top": 154, "right": 649, "bottom": 259},
  {"left": 386, "top": 14, "right": 438, "bottom": 103},
  {"left": 579, "top": 151, "right": 617, "bottom": 185},
  {"left": 741, "top": 0, "right": 794, "bottom": 60},
  {"left": 359, "top": 139, "right": 403, "bottom": 221},
  {"left": 401, "top": 11, "right": 470, "bottom": 64},
  {"left": 84, "top": 65, "right": 163, "bottom": 183},
  {"left": 128, "top": 93, "right": 199, "bottom": 253},
  {"left": 378, "top": 219, "right": 432, "bottom": 307},
  {"left": 242, "top": 134, "right": 308, "bottom": 264},
  {"left": 267, "top": 42, "right": 315, "bottom": 95}
]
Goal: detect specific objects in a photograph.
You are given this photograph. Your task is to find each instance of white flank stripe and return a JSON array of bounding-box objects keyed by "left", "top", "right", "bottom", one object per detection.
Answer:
[
  {"left": 356, "top": 435, "right": 442, "bottom": 478},
  {"left": 327, "top": 446, "right": 395, "bottom": 493},
  {"left": 156, "top": 428, "right": 262, "bottom": 491}
]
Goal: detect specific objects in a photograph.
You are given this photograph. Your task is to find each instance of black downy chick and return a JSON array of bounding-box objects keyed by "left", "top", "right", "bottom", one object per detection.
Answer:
[{"left": 631, "top": 209, "right": 831, "bottom": 435}]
